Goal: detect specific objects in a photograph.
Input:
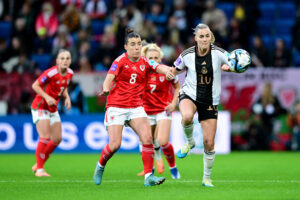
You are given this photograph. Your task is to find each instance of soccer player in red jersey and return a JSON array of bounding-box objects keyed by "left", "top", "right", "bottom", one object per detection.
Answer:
[
  {"left": 94, "top": 28, "right": 172, "bottom": 186},
  {"left": 136, "top": 43, "right": 181, "bottom": 179},
  {"left": 31, "top": 49, "right": 73, "bottom": 177}
]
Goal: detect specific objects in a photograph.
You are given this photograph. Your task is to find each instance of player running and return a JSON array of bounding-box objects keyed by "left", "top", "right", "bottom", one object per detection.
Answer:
[
  {"left": 94, "top": 28, "right": 172, "bottom": 187},
  {"left": 166, "top": 23, "right": 233, "bottom": 187},
  {"left": 136, "top": 43, "right": 181, "bottom": 179},
  {"left": 31, "top": 49, "right": 73, "bottom": 177}
]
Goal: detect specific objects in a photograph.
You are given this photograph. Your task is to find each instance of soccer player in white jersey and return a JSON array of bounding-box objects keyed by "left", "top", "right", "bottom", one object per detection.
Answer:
[
  {"left": 136, "top": 43, "right": 181, "bottom": 179},
  {"left": 166, "top": 23, "right": 233, "bottom": 187}
]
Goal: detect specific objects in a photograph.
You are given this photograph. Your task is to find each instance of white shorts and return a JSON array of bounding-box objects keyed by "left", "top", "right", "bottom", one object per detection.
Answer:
[
  {"left": 147, "top": 111, "right": 172, "bottom": 126},
  {"left": 31, "top": 109, "right": 61, "bottom": 125},
  {"left": 104, "top": 106, "right": 147, "bottom": 127}
]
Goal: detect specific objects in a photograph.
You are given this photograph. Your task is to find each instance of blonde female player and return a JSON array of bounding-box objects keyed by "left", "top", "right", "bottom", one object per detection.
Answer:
[
  {"left": 31, "top": 49, "right": 73, "bottom": 177},
  {"left": 137, "top": 43, "right": 181, "bottom": 179},
  {"left": 166, "top": 23, "right": 233, "bottom": 187}
]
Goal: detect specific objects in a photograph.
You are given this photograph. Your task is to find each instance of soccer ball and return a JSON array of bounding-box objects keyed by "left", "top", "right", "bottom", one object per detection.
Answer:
[{"left": 228, "top": 49, "right": 251, "bottom": 73}]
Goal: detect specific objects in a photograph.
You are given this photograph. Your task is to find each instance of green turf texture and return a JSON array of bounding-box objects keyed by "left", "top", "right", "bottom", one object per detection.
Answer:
[{"left": 0, "top": 152, "right": 299, "bottom": 200}]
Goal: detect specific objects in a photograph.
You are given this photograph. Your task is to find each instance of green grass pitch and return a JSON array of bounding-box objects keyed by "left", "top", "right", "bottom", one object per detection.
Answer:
[{"left": 0, "top": 152, "right": 300, "bottom": 200}]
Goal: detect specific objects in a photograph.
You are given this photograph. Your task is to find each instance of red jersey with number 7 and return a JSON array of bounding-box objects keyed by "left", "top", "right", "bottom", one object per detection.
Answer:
[
  {"left": 31, "top": 66, "right": 73, "bottom": 113},
  {"left": 106, "top": 53, "right": 161, "bottom": 108}
]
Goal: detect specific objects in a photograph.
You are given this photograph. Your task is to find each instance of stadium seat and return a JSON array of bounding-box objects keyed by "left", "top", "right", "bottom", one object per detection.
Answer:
[
  {"left": 257, "top": 19, "right": 274, "bottom": 34},
  {"left": 31, "top": 54, "right": 52, "bottom": 70},
  {"left": 258, "top": 2, "right": 277, "bottom": 20},
  {"left": 0, "top": 22, "right": 12, "bottom": 38},
  {"left": 275, "top": 19, "right": 294, "bottom": 35},
  {"left": 293, "top": 51, "right": 300, "bottom": 67},
  {"left": 216, "top": 2, "right": 235, "bottom": 20},
  {"left": 91, "top": 20, "right": 105, "bottom": 35},
  {"left": 278, "top": 2, "right": 296, "bottom": 19},
  {"left": 261, "top": 35, "right": 273, "bottom": 48}
]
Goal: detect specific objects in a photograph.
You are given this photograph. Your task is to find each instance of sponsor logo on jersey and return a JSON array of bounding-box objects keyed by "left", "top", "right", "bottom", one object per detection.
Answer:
[
  {"left": 132, "top": 66, "right": 136, "bottom": 70},
  {"left": 56, "top": 80, "right": 60, "bottom": 84},
  {"left": 139, "top": 65, "right": 145, "bottom": 71},
  {"left": 201, "top": 61, "right": 206, "bottom": 65},
  {"left": 110, "top": 63, "right": 118, "bottom": 71},
  {"left": 175, "top": 57, "right": 182, "bottom": 66},
  {"left": 159, "top": 76, "right": 165, "bottom": 82},
  {"left": 151, "top": 77, "right": 156, "bottom": 81},
  {"left": 41, "top": 76, "right": 47, "bottom": 83},
  {"left": 125, "top": 65, "right": 129, "bottom": 68}
]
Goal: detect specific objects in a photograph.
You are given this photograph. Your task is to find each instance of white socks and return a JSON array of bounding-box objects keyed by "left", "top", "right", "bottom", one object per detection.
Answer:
[
  {"left": 203, "top": 149, "right": 215, "bottom": 179},
  {"left": 182, "top": 123, "right": 195, "bottom": 145}
]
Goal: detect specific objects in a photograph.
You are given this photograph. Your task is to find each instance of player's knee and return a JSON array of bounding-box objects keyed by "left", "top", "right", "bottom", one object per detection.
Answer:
[
  {"left": 203, "top": 139, "right": 214, "bottom": 150},
  {"left": 181, "top": 115, "right": 194, "bottom": 125}
]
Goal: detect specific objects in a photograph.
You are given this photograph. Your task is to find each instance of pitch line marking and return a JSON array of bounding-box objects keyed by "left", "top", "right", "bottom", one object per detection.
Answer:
[{"left": 0, "top": 179, "right": 300, "bottom": 183}]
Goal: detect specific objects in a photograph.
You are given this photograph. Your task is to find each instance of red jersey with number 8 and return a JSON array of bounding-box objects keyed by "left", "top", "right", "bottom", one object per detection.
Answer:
[
  {"left": 31, "top": 66, "right": 73, "bottom": 113},
  {"left": 106, "top": 53, "right": 160, "bottom": 108}
]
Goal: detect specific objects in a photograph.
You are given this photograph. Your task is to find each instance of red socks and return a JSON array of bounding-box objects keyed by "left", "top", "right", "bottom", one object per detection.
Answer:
[
  {"left": 45, "top": 140, "right": 59, "bottom": 162},
  {"left": 142, "top": 144, "right": 154, "bottom": 174},
  {"left": 99, "top": 144, "right": 114, "bottom": 166},
  {"left": 36, "top": 138, "right": 49, "bottom": 169},
  {"left": 162, "top": 142, "right": 176, "bottom": 168}
]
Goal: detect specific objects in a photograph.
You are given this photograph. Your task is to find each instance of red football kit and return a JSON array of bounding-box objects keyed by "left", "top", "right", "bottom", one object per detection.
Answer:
[
  {"left": 31, "top": 66, "right": 73, "bottom": 113},
  {"left": 143, "top": 72, "right": 178, "bottom": 115},
  {"left": 106, "top": 53, "right": 163, "bottom": 108}
]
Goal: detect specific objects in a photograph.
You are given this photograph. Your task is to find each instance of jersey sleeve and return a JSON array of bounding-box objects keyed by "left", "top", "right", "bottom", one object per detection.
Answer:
[
  {"left": 37, "top": 70, "right": 50, "bottom": 86},
  {"left": 108, "top": 61, "right": 121, "bottom": 76},
  {"left": 147, "top": 59, "right": 160, "bottom": 72},
  {"left": 173, "top": 54, "right": 185, "bottom": 70},
  {"left": 220, "top": 50, "right": 231, "bottom": 66}
]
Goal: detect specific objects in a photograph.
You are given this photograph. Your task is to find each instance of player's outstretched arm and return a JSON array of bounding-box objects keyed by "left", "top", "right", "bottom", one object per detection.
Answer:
[
  {"left": 99, "top": 74, "right": 116, "bottom": 96},
  {"left": 32, "top": 80, "right": 56, "bottom": 106},
  {"left": 63, "top": 88, "right": 71, "bottom": 110},
  {"left": 165, "top": 81, "right": 180, "bottom": 113}
]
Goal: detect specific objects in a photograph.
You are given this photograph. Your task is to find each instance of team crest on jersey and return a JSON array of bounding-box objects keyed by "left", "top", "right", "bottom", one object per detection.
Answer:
[
  {"left": 139, "top": 65, "right": 145, "bottom": 71},
  {"left": 159, "top": 76, "right": 165, "bottom": 82},
  {"left": 201, "top": 66, "right": 208, "bottom": 74}
]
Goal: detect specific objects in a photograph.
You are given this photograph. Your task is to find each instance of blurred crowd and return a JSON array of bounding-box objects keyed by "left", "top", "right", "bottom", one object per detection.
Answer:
[
  {"left": 1, "top": 0, "right": 300, "bottom": 151},
  {"left": 1, "top": 0, "right": 300, "bottom": 74}
]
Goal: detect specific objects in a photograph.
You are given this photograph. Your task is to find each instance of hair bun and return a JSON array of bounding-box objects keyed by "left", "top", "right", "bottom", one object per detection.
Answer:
[{"left": 125, "top": 27, "right": 134, "bottom": 35}]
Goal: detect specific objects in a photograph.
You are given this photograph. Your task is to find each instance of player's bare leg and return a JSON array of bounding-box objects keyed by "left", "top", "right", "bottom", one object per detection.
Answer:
[
  {"left": 94, "top": 125, "right": 123, "bottom": 185},
  {"left": 201, "top": 119, "right": 217, "bottom": 187},
  {"left": 130, "top": 117, "right": 165, "bottom": 186}
]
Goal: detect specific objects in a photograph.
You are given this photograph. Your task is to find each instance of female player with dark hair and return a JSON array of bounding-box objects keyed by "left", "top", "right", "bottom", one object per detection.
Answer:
[
  {"left": 136, "top": 43, "right": 181, "bottom": 179},
  {"left": 166, "top": 23, "right": 233, "bottom": 187},
  {"left": 93, "top": 28, "right": 171, "bottom": 187},
  {"left": 31, "top": 49, "right": 73, "bottom": 177}
]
